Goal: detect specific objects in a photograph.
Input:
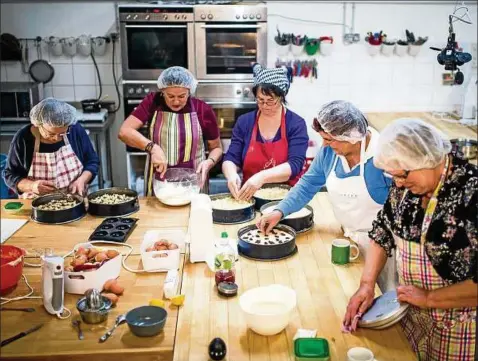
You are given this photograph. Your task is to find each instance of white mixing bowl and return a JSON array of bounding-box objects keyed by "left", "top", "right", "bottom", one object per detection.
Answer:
[{"left": 239, "top": 284, "right": 297, "bottom": 336}]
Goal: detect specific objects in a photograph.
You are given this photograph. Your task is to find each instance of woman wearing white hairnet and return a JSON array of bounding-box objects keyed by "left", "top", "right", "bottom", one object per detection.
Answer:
[
  {"left": 343, "top": 118, "right": 477, "bottom": 361},
  {"left": 4, "top": 98, "right": 99, "bottom": 198},
  {"left": 257, "top": 100, "right": 394, "bottom": 289},
  {"left": 118, "top": 66, "right": 222, "bottom": 195}
]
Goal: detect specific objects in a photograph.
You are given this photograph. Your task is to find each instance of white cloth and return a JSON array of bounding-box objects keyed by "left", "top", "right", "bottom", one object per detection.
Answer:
[{"left": 325, "top": 130, "right": 397, "bottom": 291}]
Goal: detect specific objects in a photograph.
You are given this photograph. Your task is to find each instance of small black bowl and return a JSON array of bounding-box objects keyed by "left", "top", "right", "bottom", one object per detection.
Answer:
[
  {"left": 31, "top": 193, "right": 86, "bottom": 224},
  {"left": 87, "top": 187, "right": 139, "bottom": 217},
  {"left": 125, "top": 306, "right": 167, "bottom": 337},
  {"left": 252, "top": 184, "right": 291, "bottom": 210}
]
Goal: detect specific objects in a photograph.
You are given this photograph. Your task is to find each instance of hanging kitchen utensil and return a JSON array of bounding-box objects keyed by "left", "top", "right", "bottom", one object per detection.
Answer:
[
  {"left": 0, "top": 33, "right": 22, "bottom": 61},
  {"left": 304, "top": 38, "right": 319, "bottom": 56},
  {"left": 21, "top": 39, "right": 29, "bottom": 74},
  {"left": 47, "top": 36, "right": 63, "bottom": 57},
  {"left": 77, "top": 34, "right": 91, "bottom": 57},
  {"left": 92, "top": 36, "right": 107, "bottom": 56},
  {"left": 29, "top": 39, "right": 55, "bottom": 84},
  {"left": 62, "top": 37, "right": 77, "bottom": 57}
]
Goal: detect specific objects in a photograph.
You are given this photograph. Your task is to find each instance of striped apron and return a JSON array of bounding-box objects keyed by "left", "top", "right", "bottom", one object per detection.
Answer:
[
  {"left": 145, "top": 99, "right": 205, "bottom": 196},
  {"left": 395, "top": 155, "right": 476, "bottom": 361},
  {"left": 23, "top": 127, "right": 83, "bottom": 198}
]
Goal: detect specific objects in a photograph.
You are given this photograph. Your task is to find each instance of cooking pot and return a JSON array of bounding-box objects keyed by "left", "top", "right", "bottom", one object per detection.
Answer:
[
  {"left": 450, "top": 138, "right": 477, "bottom": 160},
  {"left": 81, "top": 98, "right": 101, "bottom": 113},
  {"left": 0, "top": 245, "right": 25, "bottom": 295}
]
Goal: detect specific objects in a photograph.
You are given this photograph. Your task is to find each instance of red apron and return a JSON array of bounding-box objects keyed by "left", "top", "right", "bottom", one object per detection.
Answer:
[{"left": 242, "top": 108, "right": 302, "bottom": 186}]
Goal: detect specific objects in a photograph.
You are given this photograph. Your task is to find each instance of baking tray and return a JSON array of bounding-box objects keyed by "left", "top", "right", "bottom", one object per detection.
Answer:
[
  {"left": 259, "top": 200, "right": 314, "bottom": 234},
  {"left": 210, "top": 193, "right": 256, "bottom": 224},
  {"left": 89, "top": 217, "right": 138, "bottom": 243}
]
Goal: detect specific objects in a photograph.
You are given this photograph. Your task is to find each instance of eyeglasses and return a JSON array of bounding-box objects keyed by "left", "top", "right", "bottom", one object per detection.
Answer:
[
  {"left": 384, "top": 170, "right": 410, "bottom": 181},
  {"left": 256, "top": 96, "right": 280, "bottom": 107},
  {"left": 39, "top": 125, "right": 70, "bottom": 138}
]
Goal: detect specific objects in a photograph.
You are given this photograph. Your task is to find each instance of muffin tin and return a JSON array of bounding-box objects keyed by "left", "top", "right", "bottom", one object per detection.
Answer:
[{"left": 89, "top": 217, "right": 138, "bottom": 243}]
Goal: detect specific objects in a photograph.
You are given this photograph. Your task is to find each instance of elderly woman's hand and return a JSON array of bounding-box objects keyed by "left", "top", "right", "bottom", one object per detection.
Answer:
[
  {"left": 151, "top": 144, "right": 168, "bottom": 177},
  {"left": 343, "top": 283, "right": 375, "bottom": 332},
  {"left": 69, "top": 177, "right": 87, "bottom": 196},
  {"left": 196, "top": 159, "right": 214, "bottom": 188},
  {"left": 397, "top": 285, "right": 430, "bottom": 308},
  {"left": 32, "top": 180, "right": 56, "bottom": 195},
  {"left": 227, "top": 173, "right": 242, "bottom": 199},
  {"left": 256, "top": 210, "right": 282, "bottom": 235},
  {"left": 238, "top": 173, "right": 264, "bottom": 201}
]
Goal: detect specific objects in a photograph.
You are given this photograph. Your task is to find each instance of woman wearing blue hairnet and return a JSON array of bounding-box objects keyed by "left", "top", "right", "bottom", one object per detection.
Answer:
[
  {"left": 257, "top": 100, "right": 395, "bottom": 291},
  {"left": 4, "top": 98, "right": 99, "bottom": 198},
  {"left": 344, "top": 118, "right": 477, "bottom": 361},
  {"left": 118, "top": 66, "right": 222, "bottom": 195}
]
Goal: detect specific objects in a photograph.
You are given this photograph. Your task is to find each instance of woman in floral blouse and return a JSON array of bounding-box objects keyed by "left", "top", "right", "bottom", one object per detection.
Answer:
[{"left": 343, "top": 118, "right": 477, "bottom": 361}]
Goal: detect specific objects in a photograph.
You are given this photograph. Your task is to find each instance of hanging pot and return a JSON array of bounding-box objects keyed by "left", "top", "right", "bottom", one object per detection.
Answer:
[
  {"left": 0, "top": 33, "right": 22, "bottom": 61},
  {"left": 81, "top": 98, "right": 101, "bottom": 113},
  {"left": 29, "top": 59, "right": 55, "bottom": 84}
]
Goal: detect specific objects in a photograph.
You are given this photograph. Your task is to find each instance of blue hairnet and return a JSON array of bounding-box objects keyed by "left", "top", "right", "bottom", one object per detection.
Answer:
[
  {"left": 30, "top": 98, "right": 77, "bottom": 127},
  {"left": 316, "top": 100, "right": 368, "bottom": 144},
  {"left": 374, "top": 118, "right": 452, "bottom": 171},
  {"left": 157, "top": 66, "right": 197, "bottom": 94}
]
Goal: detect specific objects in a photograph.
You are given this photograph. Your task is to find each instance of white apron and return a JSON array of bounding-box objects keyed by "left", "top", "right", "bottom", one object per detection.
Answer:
[{"left": 325, "top": 134, "right": 397, "bottom": 291}]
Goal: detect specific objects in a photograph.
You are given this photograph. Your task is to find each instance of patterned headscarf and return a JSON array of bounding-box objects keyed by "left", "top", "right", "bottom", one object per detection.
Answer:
[{"left": 252, "top": 63, "right": 290, "bottom": 95}]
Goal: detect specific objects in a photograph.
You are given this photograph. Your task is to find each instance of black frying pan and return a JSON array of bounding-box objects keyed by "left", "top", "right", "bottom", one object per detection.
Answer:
[{"left": 29, "top": 39, "right": 55, "bottom": 84}]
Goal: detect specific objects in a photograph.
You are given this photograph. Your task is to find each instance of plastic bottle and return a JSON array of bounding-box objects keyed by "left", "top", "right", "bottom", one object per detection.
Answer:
[{"left": 214, "top": 232, "right": 236, "bottom": 286}]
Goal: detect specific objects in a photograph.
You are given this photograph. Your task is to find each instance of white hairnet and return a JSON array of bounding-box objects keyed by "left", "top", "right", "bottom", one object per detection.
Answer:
[
  {"left": 30, "top": 98, "right": 77, "bottom": 127},
  {"left": 316, "top": 100, "right": 368, "bottom": 144},
  {"left": 374, "top": 118, "right": 452, "bottom": 171},
  {"left": 157, "top": 66, "right": 197, "bottom": 94}
]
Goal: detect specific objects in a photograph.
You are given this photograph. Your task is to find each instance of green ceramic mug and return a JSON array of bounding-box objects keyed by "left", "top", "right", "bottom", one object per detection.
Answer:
[{"left": 331, "top": 239, "right": 360, "bottom": 265}]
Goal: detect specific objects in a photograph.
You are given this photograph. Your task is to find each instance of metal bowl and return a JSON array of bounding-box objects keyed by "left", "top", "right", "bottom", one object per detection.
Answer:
[
  {"left": 31, "top": 193, "right": 86, "bottom": 224},
  {"left": 87, "top": 187, "right": 139, "bottom": 217},
  {"left": 253, "top": 184, "right": 291, "bottom": 210},
  {"left": 76, "top": 296, "right": 113, "bottom": 324},
  {"left": 125, "top": 306, "right": 167, "bottom": 337},
  {"left": 450, "top": 138, "right": 477, "bottom": 160},
  {"left": 210, "top": 193, "right": 256, "bottom": 224}
]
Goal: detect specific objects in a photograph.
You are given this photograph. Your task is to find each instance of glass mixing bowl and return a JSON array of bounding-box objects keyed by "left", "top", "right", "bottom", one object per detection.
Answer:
[{"left": 153, "top": 168, "right": 200, "bottom": 206}]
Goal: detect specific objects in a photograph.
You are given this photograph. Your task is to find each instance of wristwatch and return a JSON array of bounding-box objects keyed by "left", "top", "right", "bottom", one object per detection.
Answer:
[{"left": 145, "top": 141, "right": 155, "bottom": 154}]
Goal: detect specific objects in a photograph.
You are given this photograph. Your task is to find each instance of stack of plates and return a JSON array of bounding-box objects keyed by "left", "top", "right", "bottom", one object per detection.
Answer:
[{"left": 358, "top": 290, "right": 410, "bottom": 330}]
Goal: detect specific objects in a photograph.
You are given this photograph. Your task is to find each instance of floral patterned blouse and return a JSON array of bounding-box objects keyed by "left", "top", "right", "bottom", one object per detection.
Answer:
[{"left": 369, "top": 152, "right": 478, "bottom": 284}]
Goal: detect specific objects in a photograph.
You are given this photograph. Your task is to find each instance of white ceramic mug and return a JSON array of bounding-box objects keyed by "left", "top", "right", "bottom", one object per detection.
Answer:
[{"left": 347, "top": 347, "right": 374, "bottom": 361}]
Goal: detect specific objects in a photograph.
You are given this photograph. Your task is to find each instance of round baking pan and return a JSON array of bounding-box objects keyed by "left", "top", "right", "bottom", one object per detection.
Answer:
[
  {"left": 237, "top": 224, "right": 296, "bottom": 260},
  {"left": 210, "top": 193, "right": 256, "bottom": 225},
  {"left": 252, "top": 184, "right": 291, "bottom": 210},
  {"left": 358, "top": 290, "right": 410, "bottom": 329},
  {"left": 259, "top": 200, "right": 314, "bottom": 234},
  {"left": 31, "top": 193, "right": 86, "bottom": 224},
  {"left": 87, "top": 187, "right": 139, "bottom": 217}
]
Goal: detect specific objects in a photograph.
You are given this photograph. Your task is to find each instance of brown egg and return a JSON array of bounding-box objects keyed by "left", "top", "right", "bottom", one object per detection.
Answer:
[
  {"left": 168, "top": 243, "right": 179, "bottom": 250},
  {"left": 64, "top": 265, "right": 74, "bottom": 272},
  {"left": 101, "top": 293, "right": 119, "bottom": 306},
  {"left": 145, "top": 246, "right": 155, "bottom": 252},
  {"left": 75, "top": 247, "right": 89, "bottom": 256},
  {"left": 72, "top": 255, "right": 87, "bottom": 267},
  {"left": 109, "top": 283, "right": 124, "bottom": 296},
  {"left": 87, "top": 248, "right": 99, "bottom": 259},
  {"left": 95, "top": 252, "right": 108, "bottom": 262},
  {"left": 155, "top": 245, "right": 169, "bottom": 251},
  {"left": 103, "top": 279, "right": 116, "bottom": 291},
  {"left": 106, "top": 250, "right": 119, "bottom": 259}
]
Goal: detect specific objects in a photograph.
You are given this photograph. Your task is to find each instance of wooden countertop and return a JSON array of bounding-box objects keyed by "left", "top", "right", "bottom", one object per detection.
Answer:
[{"left": 0, "top": 197, "right": 416, "bottom": 361}]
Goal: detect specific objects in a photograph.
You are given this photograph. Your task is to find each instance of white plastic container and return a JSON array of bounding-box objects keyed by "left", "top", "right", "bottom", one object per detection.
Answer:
[
  {"left": 408, "top": 44, "right": 422, "bottom": 56},
  {"left": 163, "top": 269, "right": 179, "bottom": 299},
  {"left": 290, "top": 44, "right": 304, "bottom": 56},
  {"left": 381, "top": 44, "right": 395, "bottom": 56},
  {"left": 64, "top": 243, "right": 122, "bottom": 295},
  {"left": 320, "top": 42, "right": 334, "bottom": 56},
  {"left": 395, "top": 44, "right": 408, "bottom": 56},
  {"left": 277, "top": 44, "right": 290, "bottom": 57},
  {"left": 366, "top": 43, "right": 381, "bottom": 56},
  {"left": 189, "top": 194, "right": 215, "bottom": 263},
  {"left": 141, "top": 229, "right": 186, "bottom": 272},
  {"left": 239, "top": 284, "right": 297, "bottom": 336}
]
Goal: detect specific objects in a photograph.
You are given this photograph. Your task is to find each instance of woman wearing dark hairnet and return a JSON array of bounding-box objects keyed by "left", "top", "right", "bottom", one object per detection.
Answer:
[
  {"left": 4, "top": 98, "right": 99, "bottom": 198},
  {"left": 343, "top": 118, "right": 477, "bottom": 361},
  {"left": 118, "top": 66, "right": 222, "bottom": 195},
  {"left": 257, "top": 100, "right": 395, "bottom": 290}
]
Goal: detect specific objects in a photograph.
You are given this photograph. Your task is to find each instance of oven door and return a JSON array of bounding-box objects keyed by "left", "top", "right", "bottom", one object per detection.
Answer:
[
  {"left": 120, "top": 23, "right": 195, "bottom": 80},
  {"left": 195, "top": 23, "right": 267, "bottom": 81},
  {"left": 124, "top": 98, "right": 150, "bottom": 152}
]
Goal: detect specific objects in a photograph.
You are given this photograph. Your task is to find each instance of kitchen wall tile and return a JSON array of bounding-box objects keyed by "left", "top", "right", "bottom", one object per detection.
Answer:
[
  {"left": 51, "top": 63, "right": 74, "bottom": 86},
  {"left": 392, "top": 63, "right": 414, "bottom": 86},
  {"left": 413, "top": 63, "right": 434, "bottom": 85},
  {"left": 49, "top": 54, "right": 74, "bottom": 64},
  {"left": 329, "top": 85, "right": 351, "bottom": 101},
  {"left": 350, "top": 63, "right": 371, "bottom": 85},
  {"left": 72, "top": 64, "right": 97, "bottom": 85},
  {"left": 96, "top": 64, "right": 116, "bottom": 85},
  {"left": 74, "top": 85, "right": 97, "bottom": 101},
  {"left": 409, "top": 85, "right": 433, "bottom": 107},
  {"left": 4, "top": 62, "right": 30, "bottom": 82},
  {"left": 349, "top": 84, "right": 372, "bottom": 108},
  {"left": 52, "top": 85, "right": 75, "bottom": 101},
  {"left": 370, "top": 63, "right": 393, "bottom": 86},
  {"left": 329, "top": 63, "right": 352, "bottom": 86},
  {"left": 72, "top": 54, "right": 93, "bottom": 64},
  {"left": 1, "top": 64, "right": 7, "bottom": 82},
  {"left": 43, "top": 85, "right": 54, "bottom": 99}
]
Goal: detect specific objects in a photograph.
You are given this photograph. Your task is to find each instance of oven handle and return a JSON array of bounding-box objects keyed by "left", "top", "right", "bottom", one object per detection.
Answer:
[
  {"left": 125, "top": 25, "right": 187, "bottom": 28},
  {"left": 126, "top": 100, "right": 143, "bottom": 105},
  {"left": 200, "top": 24, "right": 261, "bottom": 29}
]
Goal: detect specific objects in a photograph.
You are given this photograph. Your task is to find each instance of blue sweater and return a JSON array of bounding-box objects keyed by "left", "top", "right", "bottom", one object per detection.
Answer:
[
  {"left": 223, "top": 109, "right": 309, "bottom": 178},
  {"left": 4, "top": 123, "right": 99, "bottom": 194},
  {"left": 276, "top": 131, "right": 392, "bottom": 217}
]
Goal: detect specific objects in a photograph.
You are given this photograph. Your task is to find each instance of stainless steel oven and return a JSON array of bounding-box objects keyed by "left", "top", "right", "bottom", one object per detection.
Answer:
[
  {"left": 194, "top": 4, "right": 267, "bottom": 81},
  {"left": 0, "top": 82, "right": 43, "bottom": 121},
  {"left": 118, "top": 4, "right": 196, "bottom": 81}
]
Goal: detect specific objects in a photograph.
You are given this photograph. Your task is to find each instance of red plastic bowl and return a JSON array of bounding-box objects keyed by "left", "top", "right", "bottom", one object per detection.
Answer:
[{"left": 0, "top": 245, "right": 25, "bottom": 295}]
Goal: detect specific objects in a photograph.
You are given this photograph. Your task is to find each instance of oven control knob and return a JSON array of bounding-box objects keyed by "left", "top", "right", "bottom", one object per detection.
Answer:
[
  {"left": 182, "top": 14, "right": 187, "bottom": 19},
  {"left": 126, "top": 14, "right": 131, "bottom": 20},
  {"left": 133, "top": 14, "right": 138, "bottom": 20},
  {"left": 175, "top": 14, "right": 180, "bottom": 19},
  {"left": 236, "top": 14, "right": 240, "bottom": 19},
  {"left": 236, "top": 89, "right": 242, "bottom": 95},
  {"left": 201, "top": 13, "right": 206, "bottom": 20},
  {"left": 144, "top": 88, "right": 150, "bottom": 94},
  {"left": 249, "top": 14, "right": 254, "bottom": 19},
  {"left": 207, "top": 14, "right": 213, "bottom": 20},
  {"left": 145, "top": 15, "right": 150, "bottom": 20},
  {"left": 136, "top": 87, "right": 143, "bottom": 95},
  {"left": 243, "top": 14, "right": 248, "bottom": 19},
  {"left": 128, "top": 88, "right": 135, "bottom": 95},
  {"left": 256, "top": 14, "right": 262, "bottom": 19},
  {"left": 163, "top": 14, "right": 168, "bottom": 20},
  {"left": 243, "top": 87, "right": 251, "bottom": 96}
]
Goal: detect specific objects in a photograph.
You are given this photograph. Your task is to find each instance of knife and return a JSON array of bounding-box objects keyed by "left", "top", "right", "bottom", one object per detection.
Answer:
[{"left": 1, "top": 324, "right": 43, "bottom": 347}]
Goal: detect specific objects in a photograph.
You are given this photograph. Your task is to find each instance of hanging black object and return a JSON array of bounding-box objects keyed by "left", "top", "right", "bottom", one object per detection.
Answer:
[
  {"left": 0, "top": 33, "right": 22, "bottom": 61},
  {"left": 29, "top": 59, "right": 55, "bottom": 83}
]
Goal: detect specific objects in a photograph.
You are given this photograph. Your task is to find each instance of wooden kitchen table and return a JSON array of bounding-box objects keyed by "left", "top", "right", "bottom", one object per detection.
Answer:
[{"left": 0, "top": 196, "right": 417, "bottom": 361}]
